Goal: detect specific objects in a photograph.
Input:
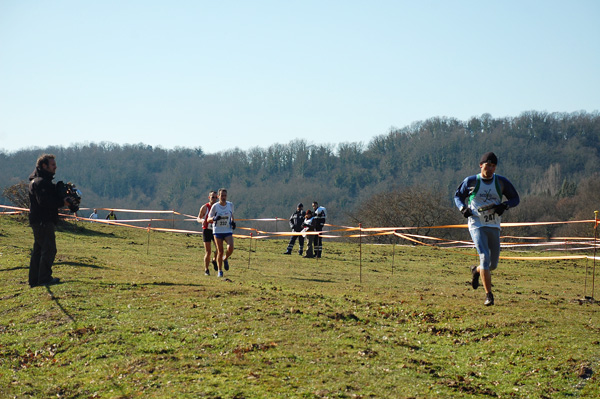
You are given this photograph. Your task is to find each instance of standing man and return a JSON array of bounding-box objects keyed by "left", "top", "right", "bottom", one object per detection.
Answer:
[
  {"left": 454, "top": 152, "right": 520, "bottom": 306},
  {"left": 197, "top": 191, "right": 218, "bottom": 275},
  {"left": 106, "top": 210, "right": 117, "bottom": 220},
  {"left": 89, "top": 209, "right": 98, "bottom": 221},
  {"left": 284, "top": 203, "right": 306, "bottom": 255},
  {"left": 208, "top": 188, "right": 235, "bottom": 278},
  {"left": 28, "top": 154, "right": 69, "bottom": 287},
  {"left": 312, "top": 201, "right": 327, "bottom": 258}
]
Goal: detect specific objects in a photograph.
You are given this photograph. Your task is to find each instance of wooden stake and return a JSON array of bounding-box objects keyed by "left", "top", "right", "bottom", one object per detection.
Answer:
[
  {"left": 359, "top": 223, "right": 362, "bottom": 284},
  {"left": 592, "top": 211, "right": 598, "bottom": 299},
  {"left": 392, "top": 238, "right": 396, "bottom": 275},
  {"left": 248, "top": 233, "right": 253, "bottom": 269},
  {"left": 147, "top": 222, "right": 151, "bottom": 255}
]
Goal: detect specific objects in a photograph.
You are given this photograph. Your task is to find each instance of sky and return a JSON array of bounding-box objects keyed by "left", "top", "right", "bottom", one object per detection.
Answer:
[{"left": 1, "top": 0, "right": 599, "bottom": 155}]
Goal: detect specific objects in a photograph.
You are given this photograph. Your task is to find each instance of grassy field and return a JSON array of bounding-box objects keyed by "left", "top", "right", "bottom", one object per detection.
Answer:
[{"left": 0, "top": 215, "right": 599, "bottom": 398}]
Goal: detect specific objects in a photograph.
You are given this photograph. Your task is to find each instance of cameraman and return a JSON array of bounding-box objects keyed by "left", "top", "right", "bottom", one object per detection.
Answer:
[{"left": 28, "top": 154, "right": 70, "bottom": 287}]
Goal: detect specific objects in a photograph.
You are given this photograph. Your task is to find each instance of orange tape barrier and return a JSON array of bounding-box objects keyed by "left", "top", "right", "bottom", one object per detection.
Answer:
[
  {"left": 3, "top": 205, "right": 598, "bottom": 260},
  {"left": 361, "top": 219, "right": 595, "bottom": 232},
  {"left": 389, "top": 231, "right": 599, "bottom": 261},
  {"left": 100, "top": 208, "right": 177, "bottom": 214},
  {"left": 0, "top": 205, "right": 28, "bottom": 212}
]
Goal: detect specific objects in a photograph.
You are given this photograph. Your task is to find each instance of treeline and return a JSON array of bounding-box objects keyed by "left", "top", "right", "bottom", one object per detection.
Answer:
[{"left": 1, "top": 110, "right": 599, "bottom": 238}]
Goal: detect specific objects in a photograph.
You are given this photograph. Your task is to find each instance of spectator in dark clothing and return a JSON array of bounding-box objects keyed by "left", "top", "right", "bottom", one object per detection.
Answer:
[
  {"left": 312, "top": 201, "right": 327, "bottom": 258},
  {"left": 28, "top": 154, "right": 68, "bottom": 288},
  {"left": 284, "top": 203, "right": 306, "bottom": 255}
]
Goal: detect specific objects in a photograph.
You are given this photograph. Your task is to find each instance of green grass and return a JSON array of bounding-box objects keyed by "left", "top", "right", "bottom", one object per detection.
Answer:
[{"left": 1, "top": 215, "right": 599, "bottom": 398}]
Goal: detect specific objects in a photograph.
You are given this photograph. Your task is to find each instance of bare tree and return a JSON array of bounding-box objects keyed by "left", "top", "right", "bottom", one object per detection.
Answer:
[
  {"left": 2, "top": 181, "right": 29, "bottom": 209},
  {"left": 353, "top": 186, "right": 457, "bottom": 243}
]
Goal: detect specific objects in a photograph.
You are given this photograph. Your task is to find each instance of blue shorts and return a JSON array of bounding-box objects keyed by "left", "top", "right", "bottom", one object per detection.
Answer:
[
  {"left": 469, "top": 226, "right": 500, "bottom": 271},
  {"left": 214, "top": 232, "right": 233, "bottom": 240}
]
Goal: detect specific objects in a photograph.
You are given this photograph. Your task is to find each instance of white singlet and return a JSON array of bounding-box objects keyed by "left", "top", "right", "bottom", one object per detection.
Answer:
[{"left": 208, "top": 201, "right": 234, "bottom": 234}]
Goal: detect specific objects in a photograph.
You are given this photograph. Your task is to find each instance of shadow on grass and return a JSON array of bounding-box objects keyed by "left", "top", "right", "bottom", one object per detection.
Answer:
[
  {"left": 46, "top": 284, "right": 76, "bottom": 323},
  {"left": 0, "top": 266, "right": 28, "bottom": 272},
  {"left": 289, "top": 277, "right": 335, "bottom": 283},
  {"left": 74, "top": 280, "right": 204, "bottom": 289},
  {"left": 139, "top": 281, "right": 205, "bottom": 288},
  {"left": 54, "top": 261, "right": 107, "bottom": 269},
  {"left": 56, "top": 221, "right": 117, "bottom": 237}
]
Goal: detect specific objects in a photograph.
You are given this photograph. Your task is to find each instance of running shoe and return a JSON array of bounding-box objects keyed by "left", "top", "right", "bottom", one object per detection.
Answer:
[
  {"left": 484, "top": 292, "right": 494, "bottom": 306},
  {"left": 224, "top": 259, "right": 229, "bottom": 271},
  {"left": 218, "top": 271, "right": 224, "bottom": 278},
  {"left": 212, "top": 260, "right": 218, "bottom": 271}
]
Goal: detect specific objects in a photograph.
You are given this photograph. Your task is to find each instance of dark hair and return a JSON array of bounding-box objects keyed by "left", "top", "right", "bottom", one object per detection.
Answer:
[
  {"left": 36, "top": 154, "right": 55, "bottom": 169},
  {"left": 479, "top": 152, "right": 498, "bottom": 165}
]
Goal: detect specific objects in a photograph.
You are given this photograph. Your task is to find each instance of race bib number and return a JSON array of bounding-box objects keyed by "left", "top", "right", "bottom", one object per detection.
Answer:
[
  {"left": 217, "top": 215, "right": 230, "bottom": 228},
  {"left": 480, "top": 210, "right": 496, "bottom": 225}
]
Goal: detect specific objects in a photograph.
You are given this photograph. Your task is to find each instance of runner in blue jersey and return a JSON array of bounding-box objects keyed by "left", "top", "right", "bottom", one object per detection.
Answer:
[{"left": 454, "top": 152, "right": 520, "bottom": 306}]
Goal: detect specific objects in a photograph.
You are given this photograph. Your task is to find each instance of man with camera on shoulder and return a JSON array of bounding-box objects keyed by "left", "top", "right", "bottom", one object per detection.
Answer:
[{"left": 28, "top": 154, "right": 77, "bottom": 288}]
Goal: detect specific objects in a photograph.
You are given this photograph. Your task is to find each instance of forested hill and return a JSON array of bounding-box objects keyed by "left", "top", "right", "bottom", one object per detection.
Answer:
[{"left": 1, "top": 111, "right": 599, "bottom": 227}]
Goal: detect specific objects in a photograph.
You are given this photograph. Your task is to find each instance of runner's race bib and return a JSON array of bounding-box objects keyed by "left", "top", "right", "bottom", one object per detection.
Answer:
[
  {"left": 216, "top": 215, "right": 230, "bottom": 228},
  {"left": 478, "top": 208, "right": 497, "bottom": 226}
]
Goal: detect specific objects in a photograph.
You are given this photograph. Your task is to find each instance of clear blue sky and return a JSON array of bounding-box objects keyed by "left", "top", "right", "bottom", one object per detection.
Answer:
[{"left": 1, "top": 1, "right": 599, "bottom": 155}]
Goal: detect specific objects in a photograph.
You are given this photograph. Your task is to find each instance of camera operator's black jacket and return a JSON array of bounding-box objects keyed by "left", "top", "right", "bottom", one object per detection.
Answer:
[
  {"left": 289, "top": 210, "right": 306, "bottom": 232},
  {"left": 28, "top": 167, "right": 64, "bottom": 225}
]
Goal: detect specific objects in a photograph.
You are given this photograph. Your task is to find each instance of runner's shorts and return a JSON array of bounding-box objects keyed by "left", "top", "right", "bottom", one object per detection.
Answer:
[{"left": 202, "top": 228, "right": 214, "bottom": 243}]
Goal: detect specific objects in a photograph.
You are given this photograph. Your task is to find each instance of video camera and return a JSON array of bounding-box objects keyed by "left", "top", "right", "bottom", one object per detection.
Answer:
[{"left": 57, "top": 181, "right": 82, "bottom": 213}]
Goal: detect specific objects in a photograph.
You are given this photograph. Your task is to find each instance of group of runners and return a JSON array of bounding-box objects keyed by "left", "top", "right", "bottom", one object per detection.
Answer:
[
  {"left": 26, "top": 151, "right": 518, "bottom": 305},
  {"left": 193, "top": 151, "right": 519, "bottom": 306},
  {"left": 196, "top": 188, "right": 235, "bottom": 278},
  {"left": 196, "top": 188, "right": 328, "bottom": 277}
]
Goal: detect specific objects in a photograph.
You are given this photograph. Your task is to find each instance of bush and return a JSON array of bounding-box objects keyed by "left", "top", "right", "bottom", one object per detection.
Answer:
[{"left": 2, "top": 181, "right": 29, "bottom": 209}]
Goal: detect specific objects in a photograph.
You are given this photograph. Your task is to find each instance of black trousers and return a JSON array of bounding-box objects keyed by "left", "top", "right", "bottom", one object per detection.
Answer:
[
  {"left": 305, "top": 236, "right": 315, "bottom": 257},
  {"left": 315, "top": 225, "right": 323, "bottom": 257},
  {"left": 286, "top": 233, "right": 304, "bottom": 253},
  {"left": 29, "top": 223, "right": 57, "bottom": 286}
]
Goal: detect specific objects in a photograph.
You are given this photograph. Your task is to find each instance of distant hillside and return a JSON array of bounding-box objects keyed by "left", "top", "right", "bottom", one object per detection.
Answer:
[{"left": 2, "top": 110, "right": 599, "bottom": 234}]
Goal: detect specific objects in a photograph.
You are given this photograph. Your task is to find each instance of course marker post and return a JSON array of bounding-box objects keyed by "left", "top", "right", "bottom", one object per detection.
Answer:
[
  {"left": 147, "top": 222, "right": 151, "bottom": 255},
  {"left": 359, "top": 223, "right": 362, "bottom": 284},
  {"left": 392, "top": 232, "right": 396, "bottom": 275},
  {"left": 593, "top": 210, "right": 598, "bottom": 299},
  {"left": 248, "top": 233, "right": 252, "bottom": 269}
]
